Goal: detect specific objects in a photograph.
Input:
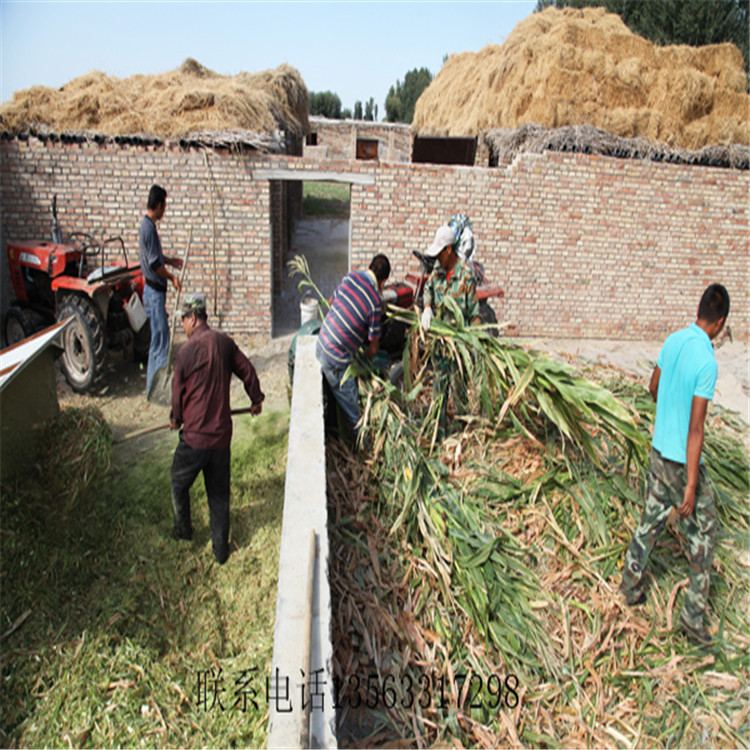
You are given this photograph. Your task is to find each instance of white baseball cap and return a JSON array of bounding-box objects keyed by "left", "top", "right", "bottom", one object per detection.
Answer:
[{"left": 425, "top": 225, "right": 457, "bottom": 258}]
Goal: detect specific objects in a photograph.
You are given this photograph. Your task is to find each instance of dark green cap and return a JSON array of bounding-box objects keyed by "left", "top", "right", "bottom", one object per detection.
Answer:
[{"left": 180, "top": 293, "right": 206, "bottom": 318}]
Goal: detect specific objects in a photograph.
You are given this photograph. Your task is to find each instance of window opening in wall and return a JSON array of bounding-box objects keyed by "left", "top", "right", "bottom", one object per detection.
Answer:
[
  {"left": 271, "top": 181, "right": 351, "bottom": 338},
  {"left": 412, "top": 136, "right": 477, "bottom": 165},
  {"left": 307, "top": 132, "right": 318, "bottom": 146},
  {"left": 356, "top": 139, "right": 379, "bottom": 161}
]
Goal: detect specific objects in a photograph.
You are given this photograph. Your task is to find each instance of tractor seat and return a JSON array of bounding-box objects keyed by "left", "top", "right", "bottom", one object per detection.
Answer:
[{"left": 87, "top": 265, "right": 125, "bottom": 283}]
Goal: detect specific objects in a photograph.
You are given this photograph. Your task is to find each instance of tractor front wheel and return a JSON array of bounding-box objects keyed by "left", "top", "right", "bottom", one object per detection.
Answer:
[
  {"left": 4, "top": 306, "right": 45, "bottom": 346},
  {"left": 57, "top": 296, "right": 107, "bottom": 393}
]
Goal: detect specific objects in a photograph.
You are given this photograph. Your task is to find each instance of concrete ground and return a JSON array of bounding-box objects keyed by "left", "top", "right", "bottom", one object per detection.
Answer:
[
  {"left": 523, "top": 335, "right": 749, "bottom": 426},
  {"left": 273, "top": 217, "right": 349, "bottom": 337}
]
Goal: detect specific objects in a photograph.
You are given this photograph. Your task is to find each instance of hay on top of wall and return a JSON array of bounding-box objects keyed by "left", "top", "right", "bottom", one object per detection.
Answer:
[
  {"left": 412, "top": 6, "right": 749, "bottom": 150},
  {"left": 0, "top": 59, "right": 310, "bottom": 140}
]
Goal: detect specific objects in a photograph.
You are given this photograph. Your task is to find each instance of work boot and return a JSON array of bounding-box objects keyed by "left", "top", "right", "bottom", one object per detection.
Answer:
[
  {"left": 619, "top": 582, "right": 646, "bottom": 606},
  {"left": 172, "top": 526, "right": 192, "bottom": 542},
  {"left": 678, "top": 614, "right": 713, "bottom": 647}
]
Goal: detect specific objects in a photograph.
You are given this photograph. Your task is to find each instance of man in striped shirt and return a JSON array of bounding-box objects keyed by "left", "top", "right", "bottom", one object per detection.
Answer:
[{"left": 315, "top": 254, "right": 391, "bottom": 441}]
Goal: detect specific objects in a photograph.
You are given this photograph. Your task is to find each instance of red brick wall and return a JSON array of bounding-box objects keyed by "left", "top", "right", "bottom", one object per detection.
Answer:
[
  {"left": 2, "top": 137, "right": 747, "bottom": 342},
  {"left": 350, "top": 154, "right": 749, "bottom": 343},
  {"left": 0, "top": 138, "right": 272, "bottom": 333}
]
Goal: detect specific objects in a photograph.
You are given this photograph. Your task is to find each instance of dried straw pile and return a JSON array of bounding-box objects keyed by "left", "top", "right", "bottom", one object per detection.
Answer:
[
  {"left": 413, "top": 6, "right": 749, "bottom": 150},
  {"left": 0, "top": 58, "right": 309, "bottom": 140}
]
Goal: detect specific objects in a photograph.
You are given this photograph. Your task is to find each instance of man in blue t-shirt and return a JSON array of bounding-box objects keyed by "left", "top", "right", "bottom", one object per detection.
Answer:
[
  {"left": 138, "top": 184, "right": 183, "bottom": 399},
  {"left": 620, "top": 284, "right": 730, "bottom": 646}
]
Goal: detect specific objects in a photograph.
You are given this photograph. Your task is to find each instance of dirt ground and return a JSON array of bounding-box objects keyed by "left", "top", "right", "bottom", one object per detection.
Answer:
[
  {"left": 57, "top": 331, "right": 748, "bottom": 449},
  {"left": 56, "top": 332, "right": 296, "bottom": 451},
  {"left": 523, "top": 335, "right": 749, "bottom": 423}
]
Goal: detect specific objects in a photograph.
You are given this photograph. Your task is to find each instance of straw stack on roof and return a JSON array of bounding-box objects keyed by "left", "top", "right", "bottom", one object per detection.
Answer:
[
  {"left": 412, "top": 6, "right": 749, "bottom": 150},
  {"left": 0, "top": 59, "right": 310, "bottom": 141}
]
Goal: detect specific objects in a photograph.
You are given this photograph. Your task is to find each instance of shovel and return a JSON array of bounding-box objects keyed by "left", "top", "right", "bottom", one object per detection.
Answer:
[{"left": 115, "top": 406, "right": 257, "bottom": 444}]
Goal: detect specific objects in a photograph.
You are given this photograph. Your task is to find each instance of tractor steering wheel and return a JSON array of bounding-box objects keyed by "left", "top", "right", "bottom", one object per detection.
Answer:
[{"left": 68, "top": 232, "right": 102, "bottom": 257}]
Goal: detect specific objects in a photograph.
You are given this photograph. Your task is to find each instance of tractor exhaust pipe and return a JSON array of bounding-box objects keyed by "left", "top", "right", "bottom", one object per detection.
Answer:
[{"left": 51, "top": 195, "right": 63, "bottom": 244}]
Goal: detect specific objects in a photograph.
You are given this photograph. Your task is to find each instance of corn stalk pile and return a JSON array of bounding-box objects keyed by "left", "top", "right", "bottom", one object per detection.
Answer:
[{"left": 326, "top": 305, "right": 750, "bottom": 748}]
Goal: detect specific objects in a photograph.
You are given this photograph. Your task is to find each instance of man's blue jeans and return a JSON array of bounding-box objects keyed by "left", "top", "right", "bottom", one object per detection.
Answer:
[
  {"left": 316, "top": 350, "right": 361, "bottom": 438},
  {"left": 143, "top": 284, "right": 169, "bottom": 396}
]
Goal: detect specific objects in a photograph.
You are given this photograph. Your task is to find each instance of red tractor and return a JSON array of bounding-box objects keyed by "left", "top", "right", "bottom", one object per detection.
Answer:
[{"left": 4, "top": 197, "right": 150, "bottom": 392}]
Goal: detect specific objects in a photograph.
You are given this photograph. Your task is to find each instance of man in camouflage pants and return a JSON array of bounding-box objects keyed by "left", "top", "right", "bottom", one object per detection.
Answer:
[
  {"left": 420, "top": 225, "right": 481, "bottom": 438},
  {"left": 620, "top": 284, "right": 730, "bottom": 646}
]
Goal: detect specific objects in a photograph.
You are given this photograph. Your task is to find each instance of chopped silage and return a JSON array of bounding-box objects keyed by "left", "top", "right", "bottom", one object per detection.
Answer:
[{"left": 327, "top": 317, "right": 750, "bottom": 748}]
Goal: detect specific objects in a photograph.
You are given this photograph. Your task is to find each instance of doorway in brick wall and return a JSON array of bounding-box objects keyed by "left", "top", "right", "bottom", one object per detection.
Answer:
[{"left": 272, "top": 181, "right": 351, "bottom": 337}]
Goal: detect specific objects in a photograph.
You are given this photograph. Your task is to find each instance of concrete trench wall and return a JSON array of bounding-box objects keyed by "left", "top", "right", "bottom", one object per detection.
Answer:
[
  {"left": 267, "top": 336, "right": 336, "bottom": 749},
  {"left": 1, "top": 138, "right": 747, "bottom": 343}
]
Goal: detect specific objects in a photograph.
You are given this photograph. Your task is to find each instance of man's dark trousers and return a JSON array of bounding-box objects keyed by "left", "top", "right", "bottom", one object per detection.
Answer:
[{"left": 171, "top": 433, "right": 231, "bottom": 564}]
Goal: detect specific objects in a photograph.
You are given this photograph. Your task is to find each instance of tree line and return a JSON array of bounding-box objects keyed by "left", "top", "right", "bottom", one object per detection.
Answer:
[
  {"left": 308, "top": 91, "right": 379, "bottom": 121},
  {"left": 308, "top": 67, "right": 433, "bottom": 124}
]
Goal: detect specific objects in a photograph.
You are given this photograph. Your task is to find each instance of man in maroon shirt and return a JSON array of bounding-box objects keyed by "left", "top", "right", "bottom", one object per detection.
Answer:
[{"left": 170, "top": 293, "right": 264, "bottom": 564}]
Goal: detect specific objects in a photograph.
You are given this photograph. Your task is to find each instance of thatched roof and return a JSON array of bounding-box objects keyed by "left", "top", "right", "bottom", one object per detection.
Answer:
[
  {"left": 0, "top": 59, "right": 310, "bottom": 145},
  {"left": 485, "top": 123, "right": 750, "bottom": 170},
  {"left": 0, "top": 124, "right": 288, "bottom": 153},
  {"left": 413, "top": 6, "right": 749, "bottom": 151}
]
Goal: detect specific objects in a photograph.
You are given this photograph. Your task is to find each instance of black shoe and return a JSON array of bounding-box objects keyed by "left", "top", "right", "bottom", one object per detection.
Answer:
[
  {"left": 172, "top": 527, "right": 192, "bottom": 542},
  {"left": 619, "top": 583, "right": 646, "bottom": 606},
  {"left": 678, "top": 615, "right": 713, "bottom": 646}
]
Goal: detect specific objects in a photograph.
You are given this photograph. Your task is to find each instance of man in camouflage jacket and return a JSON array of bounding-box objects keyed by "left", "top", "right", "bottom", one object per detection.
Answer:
[
  {"left": 421, "top": 225, "right": 481, "bottom": 329},
  {"left": 420, "top": 225, "right": 481, "bottom": 437}
]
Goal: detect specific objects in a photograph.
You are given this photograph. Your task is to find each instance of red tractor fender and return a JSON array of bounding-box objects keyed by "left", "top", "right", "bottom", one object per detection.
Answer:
[
  {"left": 50, "top": 263, "right": 143, "bottom": 295},
  {"left": 477, "top": 285, "right": 504, "bottom": 301}
]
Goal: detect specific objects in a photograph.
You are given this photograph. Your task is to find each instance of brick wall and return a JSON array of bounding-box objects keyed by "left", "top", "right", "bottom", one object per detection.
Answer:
[
  {"left": 0, "top": 138, "right": 273, "bottom": 333},
  {"left": 304, "top": 117, "right": 412, "bottom": 163},
  {"left": 350, "top": 153, "right": 749, "bottom": 343},
  {"left": 1, "top": 137, "right": 747, "bottom": 342}
]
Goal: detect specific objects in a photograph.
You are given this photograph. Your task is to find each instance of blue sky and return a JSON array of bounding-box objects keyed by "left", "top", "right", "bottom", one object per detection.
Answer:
[{"left": 1, "top": 0, "right": 537, "bottom": 115}]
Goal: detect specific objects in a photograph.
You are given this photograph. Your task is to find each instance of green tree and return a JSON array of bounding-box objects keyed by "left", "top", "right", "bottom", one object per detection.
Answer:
[
  {"left": 353, "top": 100, "right": 363, "bottom": 120},
  {"left": 308, "top": 90, "right": 343, "bottom": 119},
  {"left": 364, "top": 97, "right": 375, "bottom": 121},
  {"left": 535, "top": 0, "right": 749, "bottom": 84},
  {"left": 385, "top": 67, "right": 433, "bottom": 123}
]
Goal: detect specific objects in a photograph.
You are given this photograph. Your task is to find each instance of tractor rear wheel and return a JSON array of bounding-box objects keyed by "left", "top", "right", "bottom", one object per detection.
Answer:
[
  {"left": 57, "top": 296, "right": 107, "bottom": 393},
  {"left": 4, "top": 306, "right": 45, "bottom": 346}
]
